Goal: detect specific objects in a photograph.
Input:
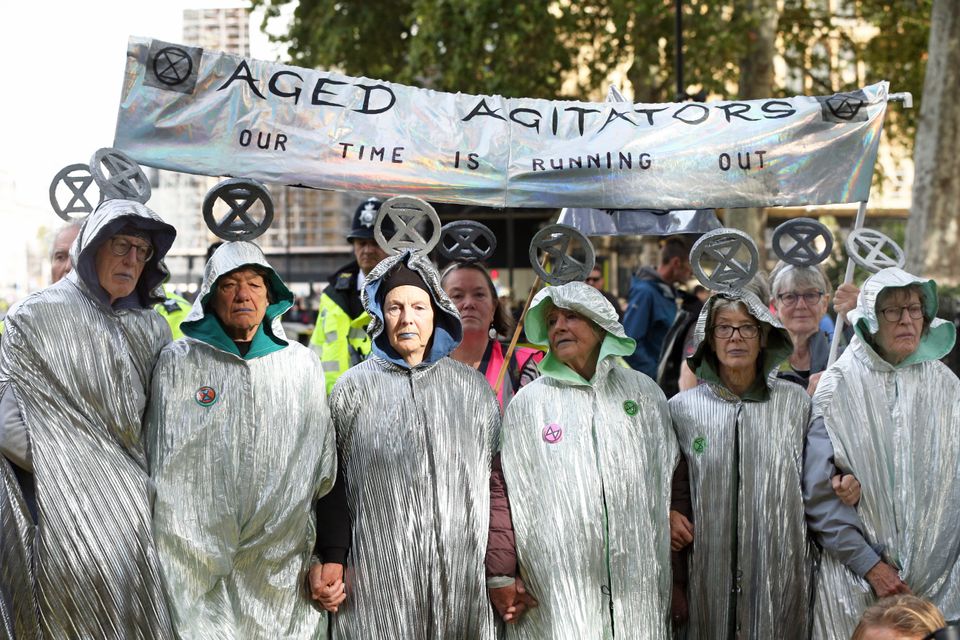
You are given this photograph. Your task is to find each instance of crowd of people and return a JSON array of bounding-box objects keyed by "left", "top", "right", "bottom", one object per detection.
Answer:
[{"left": 1, "top": 192, "right": 959, "bottom": 640}]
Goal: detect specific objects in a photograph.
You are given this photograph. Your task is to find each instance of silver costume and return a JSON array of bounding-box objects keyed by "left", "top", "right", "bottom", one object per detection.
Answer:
[
  {"left": 327, "top": 252, "right": 499, "bottom": 639},
  {"left": 669, "top": 290, "right": 814, "bottom": 640},
  {"left": 501, "top": 282, "right": 677, "bottom": 640},
  {"left": 0, "top": 200, "right": 176, "bottom": 639},
  {"left": 145, "top": 242, "right": 337, "bottom": 639},
  {"left": 806, "top": 268, "right": 960, "bottom": 639}
]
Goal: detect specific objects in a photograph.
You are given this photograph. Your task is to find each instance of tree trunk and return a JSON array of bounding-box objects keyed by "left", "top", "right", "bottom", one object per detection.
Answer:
[
  {"left": 725, "top": 0, "right": 780, "bottom": 260},
  {"left": 905, "top": 0, "right": 960, "bottom": 284}
]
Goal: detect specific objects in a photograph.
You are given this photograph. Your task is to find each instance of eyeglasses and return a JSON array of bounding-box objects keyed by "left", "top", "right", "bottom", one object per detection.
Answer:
[
  {"left": 712, "top": 324, "right": 760, "bottom": 339},
  {"left": 879, "top": 303, "right": 924, "bottom": 323},
  {"left": 776, "top": 291, "right": 824, "bottom": 307},
  {"left": 108, "top": 236, "right": 154, "bottom": 263}
]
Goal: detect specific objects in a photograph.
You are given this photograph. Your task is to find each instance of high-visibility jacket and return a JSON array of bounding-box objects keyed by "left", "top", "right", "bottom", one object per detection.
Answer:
[
  {"left": 310, "top": 264, "right": 372, "bottom": 394},
  {"left": 154, "top": 288, "right": 192, "bottom": 340}
]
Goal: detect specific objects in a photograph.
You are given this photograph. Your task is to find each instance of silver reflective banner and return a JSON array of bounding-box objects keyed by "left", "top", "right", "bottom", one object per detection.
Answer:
[{"left": 115, "top": 36, "right": 888, "bottom": 210}]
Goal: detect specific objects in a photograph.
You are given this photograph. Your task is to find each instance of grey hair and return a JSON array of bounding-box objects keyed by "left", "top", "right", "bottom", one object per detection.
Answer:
[
  {"left": 47, "top": 220, "right": 84, "bottom": 260},
  {"left": 769, "top": 261, "right": 832, "bottom": 301}
]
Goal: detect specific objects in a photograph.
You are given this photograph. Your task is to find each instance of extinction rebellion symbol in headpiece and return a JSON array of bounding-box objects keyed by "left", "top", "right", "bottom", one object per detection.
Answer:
[
  {"left": 844, "top": 228, "right": 906, "bottom": 273},
  {"left": 771, "top": 217, "right": 834, "bottom": 267},
  {"left": 528, "top": 224, "right": 595, "bottom": 286},
  {"left": 438, "top": 220, "right": 497, "bottom": 263},
  {"left": 690, "top": 228, "right": 759, "bottom": 291},
  {"left": 49, "top": 147, "right": 153, "bottom": 222},
  {"left": 374, "top": 196, "right": 442, "bottom": 256},
  {"left": 49, "top": 164, "right": 100, "bottom": 221},
  {"left": 203, "top": 178, "right": 275, "bottom": 241}
]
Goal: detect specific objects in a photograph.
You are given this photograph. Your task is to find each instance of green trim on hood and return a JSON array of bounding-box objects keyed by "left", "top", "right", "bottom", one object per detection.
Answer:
[
  {"left": 850, "top": 267, "right": 956, "bottom": 369},
  {"left": 180, "top": 242, "right": 294, "bottom": 360},
  {"left": 525, "top": 282, "right": 636, "bottom": 386}
]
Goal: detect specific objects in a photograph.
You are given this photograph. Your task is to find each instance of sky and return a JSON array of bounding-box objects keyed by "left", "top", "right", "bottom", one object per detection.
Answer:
[{"left": 0, "top": 0, "right": 287, "bottom": 296}]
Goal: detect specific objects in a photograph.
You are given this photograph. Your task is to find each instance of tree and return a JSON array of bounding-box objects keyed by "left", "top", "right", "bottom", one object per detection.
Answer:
[{"left": 904, "top": 0, "right": 959, "bottom": 284}]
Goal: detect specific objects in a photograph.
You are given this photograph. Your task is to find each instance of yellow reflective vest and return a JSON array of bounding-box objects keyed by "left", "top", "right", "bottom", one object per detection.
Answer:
[{"left": 310, "top": 268, "right": 372, "bottom": 395}]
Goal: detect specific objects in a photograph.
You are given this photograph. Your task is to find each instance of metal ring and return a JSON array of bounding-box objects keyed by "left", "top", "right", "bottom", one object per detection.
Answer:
[
  {"left": 528, "top": 224, "right": 596, "bottom": 286},
  {"left": 49, "top": 164, "right": 100, "bottom": 221},
  {"left": 202, "top": 178, "right": 275, "bottom": 241},
  {"left": 374, "top": 196, "right": 442, "bottom": 256},
  {"left": 690, "top": 228, "right": 760, "bottom": 290},
  {"left": 89, "top": 148, "right": 151, "bottom": 203},
  {"left": 772, "top": 218, "right": 834, "bottom": 266},
  {"left": 438, "top": 221, "right": 497, "bottom": 262},
  {"left": 844, "top": 228, "right": 906, "bottom": 273}
]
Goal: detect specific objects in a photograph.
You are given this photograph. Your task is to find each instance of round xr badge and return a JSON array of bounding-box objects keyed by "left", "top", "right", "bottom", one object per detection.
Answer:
[
  {"left": 623, "top": 400, "right": 639, "bottom": 416},
  {"left": 542, "top": 423, "right": 563, "bottom": 444},
  {"left": 195, "top": 386, "right": 218, "bottom": 407}
]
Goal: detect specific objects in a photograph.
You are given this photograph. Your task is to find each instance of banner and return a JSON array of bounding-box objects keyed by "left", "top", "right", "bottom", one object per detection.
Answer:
[{"left": 115, "top": 37, "right": 888, "bottom": 210}]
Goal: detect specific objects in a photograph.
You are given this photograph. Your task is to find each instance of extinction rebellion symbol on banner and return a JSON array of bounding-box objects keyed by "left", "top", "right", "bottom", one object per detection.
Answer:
[
  {"left": 145, "top": 39, "right": 202, "bottom": 95},
  {"left": 817, "top": 90, "right": 869, "bottom": 123}
]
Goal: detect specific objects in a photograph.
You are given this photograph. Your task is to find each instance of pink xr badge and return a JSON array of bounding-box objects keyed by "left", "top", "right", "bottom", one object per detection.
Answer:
[{"left": 542, "top": 423, "right": 563, "bottom": 444}]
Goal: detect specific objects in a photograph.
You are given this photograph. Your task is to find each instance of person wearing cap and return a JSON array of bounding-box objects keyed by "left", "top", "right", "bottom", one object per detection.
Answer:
[
  {"left": 310, "top": 197, "right": 390, "bottom": 394},
  {"left": 145, "top": 242, "right": 336, "bottom": 639},
  {"left": 668, "top": 286, "right": 814, "bottom": 639},
  {"left": 313, "top": 251, "right": 500, "bottom": 639},
  {"left": 0, "top": 199, "right": 177, "bottom": 638},
  {"left": 494, "top": 281, "right": 677, "bottom": 638},
  {"left": 803, "top": 268, "right": 960, "bottom": 638}
]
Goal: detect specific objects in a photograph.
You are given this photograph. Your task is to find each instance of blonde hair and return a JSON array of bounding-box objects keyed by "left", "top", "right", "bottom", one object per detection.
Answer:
[{"left": 851, "top": 595, "right": 946, "bottom": 640}]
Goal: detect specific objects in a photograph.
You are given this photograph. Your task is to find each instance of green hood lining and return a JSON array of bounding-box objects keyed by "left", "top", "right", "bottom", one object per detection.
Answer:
[{"left": 181, "top": 267, "right": 293, "bottom": 360}]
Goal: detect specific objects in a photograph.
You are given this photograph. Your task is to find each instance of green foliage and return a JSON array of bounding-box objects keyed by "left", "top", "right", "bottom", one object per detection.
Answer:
[{"left": 253, "top": 0, "right": 930, "bottom": 145}]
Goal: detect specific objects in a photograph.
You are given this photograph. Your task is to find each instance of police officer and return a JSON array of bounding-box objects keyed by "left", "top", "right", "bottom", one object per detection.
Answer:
[{"left": 310, "top": 198, "right": 391, "bottom": 393}]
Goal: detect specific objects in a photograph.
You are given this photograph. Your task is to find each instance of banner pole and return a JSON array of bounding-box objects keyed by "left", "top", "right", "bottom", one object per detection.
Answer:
[
  {"left": 494, "top": 275, "right": 543, "bottom": 395},
  {"left": 828, "top": 199, "right": 869, "bottom": 365}
]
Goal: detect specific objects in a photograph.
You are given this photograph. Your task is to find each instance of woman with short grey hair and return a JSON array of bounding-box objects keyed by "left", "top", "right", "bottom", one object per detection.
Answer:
[
  {"left": 803, "top": 267, "right": 960, "bottom": 638},
  {"left": 769, "top": 261, "right": 833, "bottom": 392}
]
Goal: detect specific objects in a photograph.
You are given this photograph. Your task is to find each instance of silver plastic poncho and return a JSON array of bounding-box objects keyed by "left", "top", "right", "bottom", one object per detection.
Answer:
[
  {"left": 145, "top": 242, "right": 337, "bottom": 639},
  {"left": 501, "top": 282, "right": 677, "bottom": 640},
  {"left": 0, "top": 199, "right": 176, "bottom": 638},
  {"left": 327, "top": 252, "right": 499, "bottom": 639},
  {"left": 809, "top": 268, "right": 960, "bottom": 639},
  {"left": 669, "top": 290, "right": 814, "bottom": 640}
]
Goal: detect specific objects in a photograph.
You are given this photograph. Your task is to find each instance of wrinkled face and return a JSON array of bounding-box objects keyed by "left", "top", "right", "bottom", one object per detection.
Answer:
[
  {"left": 353, "top": 238, "right": 389, "bottom": 274},
  {"left": 774, "top": 285, "right": 828, "bottom": 337},
  {"left": 51, "top": 225, "right": 80, "bottom": 283},
  {"left": 443, "top": 268, "right": 496, "bottom": 338},
  {"left": 874, "top": 288, "right": 924, "bottom": 365},
  {"left": 384, "top": 285, "right": 435, "bottom": 365},
  {"left": 546, "top": 306, "right": 603, "bottom": 368},
  {"left": 710, "top": 306, "right": 762, "bottom": 372},
  {"left": 94, "top": 234, "right": 150, "bottom": 303},
  {"left": 211, "top": 268, "right": 270, "bottom": 340}
]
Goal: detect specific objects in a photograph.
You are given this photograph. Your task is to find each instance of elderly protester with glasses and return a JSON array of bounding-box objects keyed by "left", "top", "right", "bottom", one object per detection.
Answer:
[
  {"left": 769, "top": 261, "right": 834, "bottom": 394},
  {"left": 0, "top": 199, "right": 178, "bottom": 638},
  {"left": 669, "top": 287, "right": 815, "bottom": 639},
  {"left": 803, "top": 267, "right": 960, "bottom": 639}
]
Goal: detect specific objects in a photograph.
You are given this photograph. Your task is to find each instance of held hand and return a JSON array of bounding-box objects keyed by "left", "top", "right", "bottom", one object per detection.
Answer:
[
  {"left": 309, "top": 562, "right": 347, "bottom": 612},
  {"left": 489, "top": 577, "right": 538, "bottom": 624},
  {"left": 865, "top": 561, "right": 911, "bottom": 598},
  {"left": 669, "top": 510, "right": 694, "bottom": 551},
  {"left": 833, "top": 283, "right": 861, "bottom": 323},
  {"left": 806, "top": 371, "right": 823, "bottom": 397},
  {"left": 831, "top": 473, "right": 862, "bottom": 507}
]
